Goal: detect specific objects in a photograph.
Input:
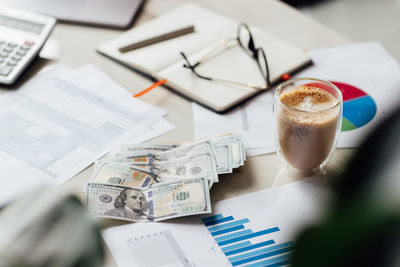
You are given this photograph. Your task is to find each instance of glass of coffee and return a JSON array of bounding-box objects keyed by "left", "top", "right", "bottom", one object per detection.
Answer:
[{"left": 274, "top": 78, "right": 343, "bottom": 177}]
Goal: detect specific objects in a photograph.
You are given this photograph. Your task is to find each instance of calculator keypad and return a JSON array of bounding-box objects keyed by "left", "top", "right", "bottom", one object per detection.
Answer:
[
  {"left": 0, "top": 39, "right": 33, "bottom": 77},
  {"left": 0, "top": 8, "right": 55, "bottom": 84},
  {"left": 0, "top": 66, "right": 12, "bottom": 76}
]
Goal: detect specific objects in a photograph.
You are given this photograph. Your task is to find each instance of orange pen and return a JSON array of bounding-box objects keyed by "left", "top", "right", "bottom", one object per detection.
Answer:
[{"left": 134, "top": 79, "right": 167, "bottom": 98}]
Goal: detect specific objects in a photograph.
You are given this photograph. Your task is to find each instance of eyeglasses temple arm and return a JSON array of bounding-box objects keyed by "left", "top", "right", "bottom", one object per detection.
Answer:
[
  {"left": 197, "top": 38, "right": 237, "bottom": 65},
  {"left": 180, "top": 52, "right": 212, "bottom": 80},
  {"left": 211, "top": 77, "right": 269, "bottom": 90}
]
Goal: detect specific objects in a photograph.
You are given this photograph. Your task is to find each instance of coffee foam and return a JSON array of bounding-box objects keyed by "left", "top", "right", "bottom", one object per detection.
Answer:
[
  {"left": 278, "top": 85, "right": 340, "bottom": 127},
  {"left": 279, "top": 85, "right": 338, "bottom": 112}
]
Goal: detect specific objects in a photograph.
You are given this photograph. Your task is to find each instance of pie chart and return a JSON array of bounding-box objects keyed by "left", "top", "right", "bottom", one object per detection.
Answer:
[{"left": 331, "top": 81, "right": 377, "bottom": 131}]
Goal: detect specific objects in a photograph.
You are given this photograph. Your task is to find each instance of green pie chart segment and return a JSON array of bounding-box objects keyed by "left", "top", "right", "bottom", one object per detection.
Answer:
[{"left": 342, "top": 117, "right": 357, "bottom": 131}]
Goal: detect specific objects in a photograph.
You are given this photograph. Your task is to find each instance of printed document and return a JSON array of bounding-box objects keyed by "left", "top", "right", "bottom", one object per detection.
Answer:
[{"left": 0, "top": 65, "right": 171, "bottom": 205}]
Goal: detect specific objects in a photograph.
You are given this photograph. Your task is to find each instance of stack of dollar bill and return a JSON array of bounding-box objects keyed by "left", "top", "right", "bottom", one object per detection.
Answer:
[{"left": 86, "top": 134, "right": 245, "bottom": 223}]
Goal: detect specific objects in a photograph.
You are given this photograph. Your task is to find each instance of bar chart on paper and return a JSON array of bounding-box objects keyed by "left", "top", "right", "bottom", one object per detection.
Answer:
[
  {"left": 102, "top": 179, "right": 328, "bottom": 267},
  {"left": 201, "top": 214, "right": 294, "bottom": 267}
]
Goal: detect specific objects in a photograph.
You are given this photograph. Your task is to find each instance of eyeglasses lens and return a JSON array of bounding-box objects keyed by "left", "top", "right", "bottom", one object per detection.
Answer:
[
  {"left": 238, "top": 26, "right": 253, "bottom": 54},
  {"left": 256, "top": 48, "right": 268, "bottom": 80}
]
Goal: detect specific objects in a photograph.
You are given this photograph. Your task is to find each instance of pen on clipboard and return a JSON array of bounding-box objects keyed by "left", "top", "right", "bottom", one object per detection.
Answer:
[{"left": 119, "top": 25, "right": 195, "bottom": 53}]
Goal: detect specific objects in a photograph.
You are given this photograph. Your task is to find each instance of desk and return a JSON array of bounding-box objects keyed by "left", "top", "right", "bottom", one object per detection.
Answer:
[{"left": 0, "top": 0, "right": 355, "bottom": 266}]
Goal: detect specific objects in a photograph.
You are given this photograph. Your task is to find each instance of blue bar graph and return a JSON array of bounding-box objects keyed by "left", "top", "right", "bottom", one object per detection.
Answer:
[
  {"left": 265, "top": 260, "right": 291, "bottom": 267},
  {"left": 201, "top": 213, "right": 294, "bottom": 267},
  {"left": 205, "top": 216, "right": 234, "bottom": 226},
  {"left": 212, "top": 225, "right": 245, "bottom": 236},
  {"left": 225, "top": 240, "right": 276, "bottom": 256},
  {"left": 218, "top": 227, "right": 280, "bottom": 246},
  {"left": 201, "top": 214, "right": 223, "bottom": 223},
  {"left": 228, "top": 242, "right": 294, "bottom": 263},
  {"left": 221, "top": 241, "right": 251, "bottom": 253},
  {"left": 243, "top": 254, "right": 292, "bottom": 267},
  {"left": 231, "top": 247, "right": 293, "bottom": 266},
  {"left": 208, "top": 219, "right": 250, "bottom": 232},
  {"left": 215, "top": 229, "right": 252, "bottom": 242}
]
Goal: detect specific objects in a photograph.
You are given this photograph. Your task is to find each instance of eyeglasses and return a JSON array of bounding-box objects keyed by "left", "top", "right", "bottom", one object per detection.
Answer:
[{"left": 180, "top": 23, "right": 271, "bottom": 90}]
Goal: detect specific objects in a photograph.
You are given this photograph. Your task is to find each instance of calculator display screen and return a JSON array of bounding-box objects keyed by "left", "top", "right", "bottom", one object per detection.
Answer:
[{"left": 0, "top": 14, "right": 44, "bottom": 34}]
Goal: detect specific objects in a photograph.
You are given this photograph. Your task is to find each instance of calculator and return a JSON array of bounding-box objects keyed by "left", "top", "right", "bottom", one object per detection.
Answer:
[{"left": 0, "top": 7, "right": 55, "bottom": 85}]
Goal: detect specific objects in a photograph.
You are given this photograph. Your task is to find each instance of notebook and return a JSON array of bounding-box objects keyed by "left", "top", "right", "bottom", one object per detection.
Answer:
[{"left": 97, "top": 3, "right": 312, "bottom": 113}]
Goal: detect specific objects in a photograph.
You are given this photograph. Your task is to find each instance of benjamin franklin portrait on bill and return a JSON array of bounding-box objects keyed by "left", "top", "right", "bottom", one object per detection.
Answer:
[{"left": 105, "top": 188, "right": 149, "bottom": 221}]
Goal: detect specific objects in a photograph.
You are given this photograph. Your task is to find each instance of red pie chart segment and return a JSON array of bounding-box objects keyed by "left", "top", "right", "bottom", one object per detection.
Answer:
[{"left": 332, "top": 81, "right": 367, "bottom": 101}]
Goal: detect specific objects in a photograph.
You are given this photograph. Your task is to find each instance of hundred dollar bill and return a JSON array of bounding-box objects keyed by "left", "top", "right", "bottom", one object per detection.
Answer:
[
  {"left": 100, "top": 141, "right": 221, "bottom": 170},
  {"left": 96, "top": 154, "right": 155, "bottom": 167},
  {"left": 86, "top": 177, "right": 211, "bottom": 222},
  {"left": 213, "top": 134, "right": 245, "bottom": 168},
  {"left": 99, "top": 152, "right": 219, "bottom": 187},
  {"left": 151, "top": 152, "right": 219, "bottom": 186},
  {"left": 147, "top": 177, "right": 211, "bottom": 221},
  {"left": 98, "top": 144, "right": 177, "bottom": 166},
  {"left": 93, "top": 146, "right": 171, "bottom": 173},
  {"left": 90, "top": 161, "right": 156, "bottom": 188},
  {"left": 94, "top": 154, "right": 151, "bottom": 174},
  {"left": 92, "top": 156, "right": 217, "bottom": 188},
  {"left": 215, "top": 143, "right": 233, "bottom": 174},
  {"left": 120, "top": 143, "right": 177, "bottom": 155},
  {"left": 155, "top": 140, "right": 222, "bottom": 171}
]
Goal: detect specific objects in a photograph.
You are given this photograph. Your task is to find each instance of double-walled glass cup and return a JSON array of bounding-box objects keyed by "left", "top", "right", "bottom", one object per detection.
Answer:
[{"left": 274, "top": 78, "right": 343, "bottom": 177}]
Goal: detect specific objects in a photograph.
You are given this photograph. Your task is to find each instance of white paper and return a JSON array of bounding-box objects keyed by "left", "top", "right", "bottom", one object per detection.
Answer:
[
  {"left": 192, "top": 91, "right": 276, "bottom": 156},
  {"left": 103, "top": 178, "right": 330, "bottom": 267},
  {"left": 192, "top": 42, "right": 400, "bottom": 155},
  {"left": 39, "top": 38, "right": 61, "bottom": 60},
  {"left": 0, "top": 65, "right": 170, "bottom": 206},
  {"left": 125, "top": 118, "right": 175, "bottom": 144}
]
